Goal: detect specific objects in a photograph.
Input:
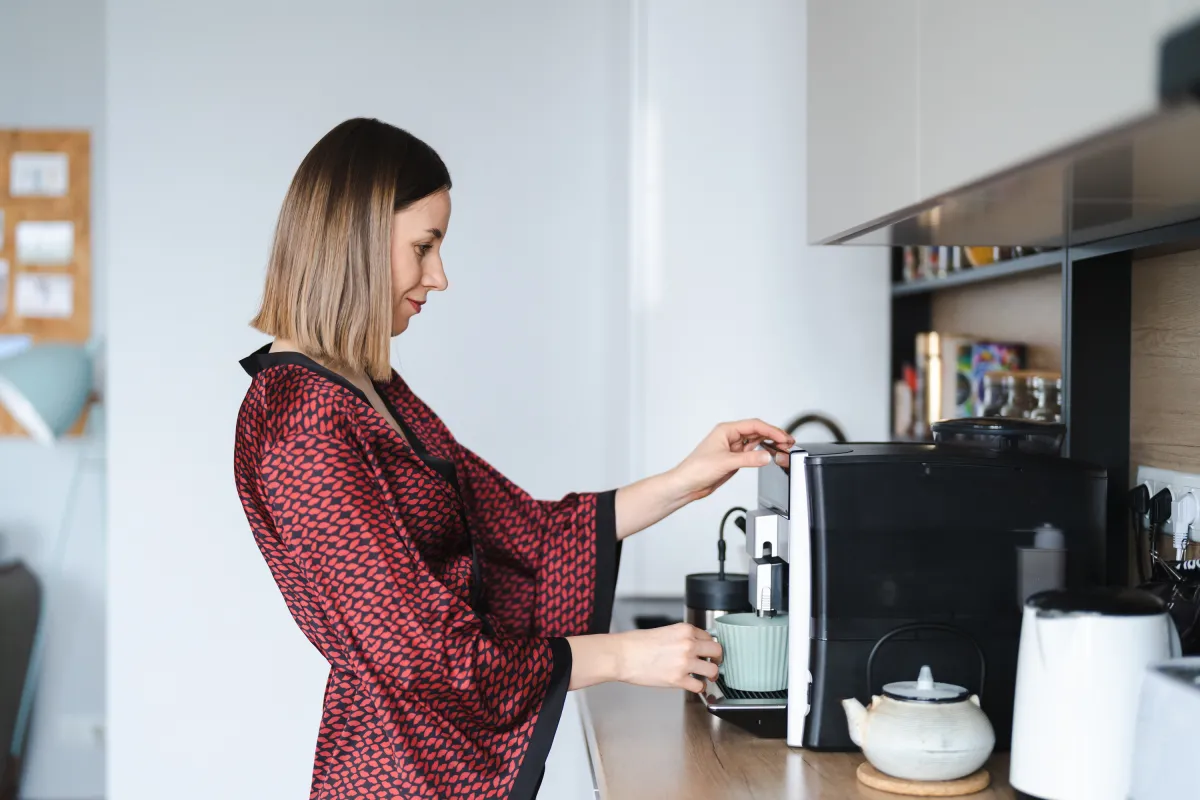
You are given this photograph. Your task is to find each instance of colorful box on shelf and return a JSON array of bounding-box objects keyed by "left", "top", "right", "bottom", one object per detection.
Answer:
[{"left": 911, "top": 333, "right": 1027, "bottom": 437}]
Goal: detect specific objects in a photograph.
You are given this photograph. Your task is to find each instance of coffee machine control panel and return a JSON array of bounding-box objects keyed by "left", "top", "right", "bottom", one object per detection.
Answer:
[
  {"left": 757, "top": 443, "right": 793, "bottom": 517},
  {"left": 758, "top": 442, "right": 853, "bottom": 519}
]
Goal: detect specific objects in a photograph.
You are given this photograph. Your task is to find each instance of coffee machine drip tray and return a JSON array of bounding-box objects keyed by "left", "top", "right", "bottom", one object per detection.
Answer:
[
  {"left": 703, "top": 678, "right": 787, "bottom": 739},
  {"left": 713, "top": 677, "right": 786, "bottom": 702}
]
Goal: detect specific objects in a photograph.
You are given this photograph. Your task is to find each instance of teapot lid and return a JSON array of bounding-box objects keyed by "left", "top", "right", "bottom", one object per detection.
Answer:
[{"left": 882, "top": 666, "right": 969, "bottom": 704}]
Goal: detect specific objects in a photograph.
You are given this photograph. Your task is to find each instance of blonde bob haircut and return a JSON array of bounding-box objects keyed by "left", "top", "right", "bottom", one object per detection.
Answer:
[{"left": 252, "top": 118, "right": 451, "bottom": 381}]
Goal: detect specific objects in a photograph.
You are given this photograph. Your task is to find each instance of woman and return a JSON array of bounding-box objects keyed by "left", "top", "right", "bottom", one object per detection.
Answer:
[{"left": 234, "top": 118, "right": 793, "bottom": 800}]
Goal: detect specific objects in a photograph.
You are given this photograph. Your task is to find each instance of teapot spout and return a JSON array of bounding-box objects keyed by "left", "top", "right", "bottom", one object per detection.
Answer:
[{"left": 841, "top": 698, "right": 867, "bottom": 748}]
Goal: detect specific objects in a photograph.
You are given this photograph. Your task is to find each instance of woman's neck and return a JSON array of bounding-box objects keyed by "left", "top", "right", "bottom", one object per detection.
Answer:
[{"left": 270, "top": 338, "right": 375, "bottom": 395}]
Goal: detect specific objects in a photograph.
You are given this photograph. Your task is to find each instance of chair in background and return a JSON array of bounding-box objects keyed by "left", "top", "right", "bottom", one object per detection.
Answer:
[
  {"left": 0, "top": 563, "right": 40, "bottom": 800},
  {"left": 0, "top": 342, "right": 98, "bottom": 799}
]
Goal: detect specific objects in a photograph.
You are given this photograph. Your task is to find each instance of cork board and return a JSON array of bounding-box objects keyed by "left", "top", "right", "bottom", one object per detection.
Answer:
[{"left": 0, "top": 129, "right": 92, "bottom": 436}]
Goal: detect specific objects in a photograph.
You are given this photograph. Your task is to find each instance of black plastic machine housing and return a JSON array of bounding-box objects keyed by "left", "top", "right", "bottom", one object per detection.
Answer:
[{"left": 767, "top": 443, "right": 1106, "bottom": 750}]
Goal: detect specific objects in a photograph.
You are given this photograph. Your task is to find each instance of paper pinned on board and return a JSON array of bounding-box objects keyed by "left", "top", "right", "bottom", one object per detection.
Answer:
[
  {"left": 10, "top": 152, "right": 69, "bottom": 197},
  {"left": 15, "top": 273, "right": 73, "bottom": 318},
  {"left": 15, "top": 220, "right": 74, "bottom": 266}
]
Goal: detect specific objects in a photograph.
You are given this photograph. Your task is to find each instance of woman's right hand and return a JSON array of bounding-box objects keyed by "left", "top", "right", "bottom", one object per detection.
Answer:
[{"left": 615, "top": 623, "right": 722, "bottom": 694}]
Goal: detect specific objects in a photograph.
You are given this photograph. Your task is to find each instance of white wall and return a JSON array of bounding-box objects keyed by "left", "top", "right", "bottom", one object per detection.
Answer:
[
  {"left": 106, "top": 2, "right": 630, "bottom": 798},
  {"left": 107, "top": 0, "right": 889, "bottom": 796},
  {"left": 622, "top": 0, "right": 890, "bottom": 595},
  {"left": 0, "top": 1, "right": 107, "bottom": 798}
]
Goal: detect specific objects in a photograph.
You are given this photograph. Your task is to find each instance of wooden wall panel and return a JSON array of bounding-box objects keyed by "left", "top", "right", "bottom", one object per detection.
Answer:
[
  {"left": 930, "top": 269, "right": 1063, "bottom": 371},
  {"left": 1130, "top": 249, "right": 1200, "bottom": 474}
]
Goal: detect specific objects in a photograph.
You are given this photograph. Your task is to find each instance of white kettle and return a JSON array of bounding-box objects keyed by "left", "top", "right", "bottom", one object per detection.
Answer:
[{"left": 1010, "top": 588, "right": 1181, "bottom": 800}]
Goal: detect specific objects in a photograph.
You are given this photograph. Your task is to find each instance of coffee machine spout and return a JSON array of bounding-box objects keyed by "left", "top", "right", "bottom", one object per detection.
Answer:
[{"left": 746, "top": 510, "right": 789, "bottom": 616}]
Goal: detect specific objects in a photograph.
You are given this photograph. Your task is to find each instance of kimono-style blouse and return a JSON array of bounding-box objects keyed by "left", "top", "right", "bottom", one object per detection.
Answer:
[{"left": 233, "top": 345, "right": 619, "bottom": 799}]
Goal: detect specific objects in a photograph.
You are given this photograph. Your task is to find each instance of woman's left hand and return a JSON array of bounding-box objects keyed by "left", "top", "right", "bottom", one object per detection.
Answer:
[{"left": 668, "top": 419, "right": 795, "bottom": 503}]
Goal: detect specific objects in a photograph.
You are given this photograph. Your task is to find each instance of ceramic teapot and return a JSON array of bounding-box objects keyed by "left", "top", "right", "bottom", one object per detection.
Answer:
[{"left": 842, "top": 624, "right": 995, "bottom": 782}]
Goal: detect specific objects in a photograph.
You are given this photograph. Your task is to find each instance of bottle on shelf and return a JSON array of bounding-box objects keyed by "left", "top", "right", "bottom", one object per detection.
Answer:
[{"left": 902, "top": 247, "right": 919, "bottom": 282}]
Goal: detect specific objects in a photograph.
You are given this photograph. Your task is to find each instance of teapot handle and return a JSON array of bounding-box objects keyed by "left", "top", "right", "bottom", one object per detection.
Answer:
[{"left": 865, "top": 622, "right": 987, "bottom": 702}]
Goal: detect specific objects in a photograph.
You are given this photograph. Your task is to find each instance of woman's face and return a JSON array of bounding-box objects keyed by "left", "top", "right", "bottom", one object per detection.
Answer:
[{"left": 390, "top": 188, "right": 451, "bottom": 335}]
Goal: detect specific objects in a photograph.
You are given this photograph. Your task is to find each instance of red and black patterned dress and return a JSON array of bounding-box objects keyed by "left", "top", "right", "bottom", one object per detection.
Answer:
[{"left": 233, "top": 345, "right": 619, "bottom": 799}]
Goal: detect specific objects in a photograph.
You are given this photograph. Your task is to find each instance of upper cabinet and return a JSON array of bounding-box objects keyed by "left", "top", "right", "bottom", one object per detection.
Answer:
[
  {"left": 809, "top": 0, "right": 1200, "bottom": 245},
  {"left": 807, "top": 0, "right": 920, "bottom": 245}
]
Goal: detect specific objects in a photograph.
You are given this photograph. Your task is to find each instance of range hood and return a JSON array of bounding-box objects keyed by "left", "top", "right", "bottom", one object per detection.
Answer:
[{"left": 819, "top": 17, "right": 1200, "bottom": 248}]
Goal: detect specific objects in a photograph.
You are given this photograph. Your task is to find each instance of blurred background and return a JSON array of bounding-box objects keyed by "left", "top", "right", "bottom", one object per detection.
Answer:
[{"left": 3, "top": 0, "right": 1199, "bottom": 798}]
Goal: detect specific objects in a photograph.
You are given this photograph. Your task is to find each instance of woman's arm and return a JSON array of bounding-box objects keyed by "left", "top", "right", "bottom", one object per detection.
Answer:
[
  {"left": 614, "top": 419, "right": 794, "bottom": 540},
  {"left": 451, "top": 447, "right": 620, "bottom": 637},
  {"left": 262, "top": 432, "right": 566, "bottom": 732},
  {"left": 263, "top": 432, "right": 716, "bottom": 698},
  {"left": 566, "top": 624, "right": 721, "bottom": 693}
]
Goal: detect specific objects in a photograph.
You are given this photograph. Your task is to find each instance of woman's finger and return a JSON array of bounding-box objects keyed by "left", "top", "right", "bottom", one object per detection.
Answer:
[
  {"left": 732, "top": 433, "right": 767, "bottom": 452},
  {"left": 728, "top": 450, "right": 771, "bottom": 470},
  {"left": 726, "top": 418, "right": 793, "bottom": 446},
  {"left": 692, "top": 637, "right": 723, "bottom": 661},
  {"left": 691, "top": 658, "right": 719, "bottom": 681},
  {"left": 681, "top": 676, "right": 705, "bottom": 694}
]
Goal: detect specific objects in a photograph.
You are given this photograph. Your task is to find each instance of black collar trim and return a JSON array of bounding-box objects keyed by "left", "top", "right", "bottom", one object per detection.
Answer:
[
  {"left": 240, "top": 343, "right": 369, "bottom": 403},
  {"left": 239, "top": 343, "right": 436, "bottom": 464}
]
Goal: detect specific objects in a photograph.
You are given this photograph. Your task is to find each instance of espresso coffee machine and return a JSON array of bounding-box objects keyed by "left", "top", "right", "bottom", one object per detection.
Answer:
[{"left": 703, "top": 442, "right": 1106, "bottom": 749}]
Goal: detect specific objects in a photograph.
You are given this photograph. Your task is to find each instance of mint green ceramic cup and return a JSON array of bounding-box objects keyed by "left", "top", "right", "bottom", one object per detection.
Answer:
[{"left": 714, "top": 612, "right": 789, "bottom": 692}]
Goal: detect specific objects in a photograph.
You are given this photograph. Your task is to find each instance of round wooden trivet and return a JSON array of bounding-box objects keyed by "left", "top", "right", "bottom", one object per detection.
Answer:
[{"left": 855, "top": 762, "right": 991, "bottom": 797}]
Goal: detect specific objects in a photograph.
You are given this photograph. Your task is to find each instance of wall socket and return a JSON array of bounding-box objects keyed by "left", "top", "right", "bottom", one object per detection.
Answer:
[{"left": 1135, "top": 465, "right": 1200, "bottom": 539}]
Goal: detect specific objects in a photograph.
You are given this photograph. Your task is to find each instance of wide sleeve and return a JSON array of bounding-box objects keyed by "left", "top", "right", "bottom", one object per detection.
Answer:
[
  {"left": 454, "top": 444, "right": 620, "bottom": 637},
  {"left": 261, "top": 432, "right": 568, "bottom": 800}
]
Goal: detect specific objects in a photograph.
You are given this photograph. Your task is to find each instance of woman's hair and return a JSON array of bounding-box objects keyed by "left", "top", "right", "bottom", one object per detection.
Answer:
[{"left": 252, "top": 118, "right": 451, "bottom": 380}]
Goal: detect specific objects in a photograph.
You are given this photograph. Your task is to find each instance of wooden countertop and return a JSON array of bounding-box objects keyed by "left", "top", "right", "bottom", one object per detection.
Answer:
[{"left": 579, "top": 682, "right": 1014, "bottom": 800}]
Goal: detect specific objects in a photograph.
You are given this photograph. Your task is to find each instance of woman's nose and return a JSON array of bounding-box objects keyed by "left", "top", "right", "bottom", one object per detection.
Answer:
[{"left": 426, "top": 258, "right": 449, "bottom": 291}]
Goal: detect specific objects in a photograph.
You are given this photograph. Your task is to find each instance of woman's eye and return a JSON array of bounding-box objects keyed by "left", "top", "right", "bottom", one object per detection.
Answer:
[{"left": 416, "top": 244, "right": 432, "bottom": 257}]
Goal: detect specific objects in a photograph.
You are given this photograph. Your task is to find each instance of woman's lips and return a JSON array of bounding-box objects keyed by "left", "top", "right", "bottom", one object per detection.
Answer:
[{"left": 408, "top": 299, "right": 423, "bottom": 314}]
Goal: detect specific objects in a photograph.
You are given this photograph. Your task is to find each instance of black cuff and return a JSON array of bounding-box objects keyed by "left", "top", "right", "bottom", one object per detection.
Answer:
[
  {"left": 589, "top": 489, "right": 620, "bottom": 635},
  {"left": 510, "top": 637, "right": 572, "bottom": 800}
]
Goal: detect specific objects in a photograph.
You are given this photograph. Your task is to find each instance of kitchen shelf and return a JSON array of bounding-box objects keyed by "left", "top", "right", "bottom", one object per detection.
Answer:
[
  {"left": 876, "top": 16, "right": 1200, "bottom": 589},
  {"left": 888, "top": 236, "right": 1141, "bottom": 586},
  {"left": 891, "top": 250, "right": 1063, "bottom": 296}
]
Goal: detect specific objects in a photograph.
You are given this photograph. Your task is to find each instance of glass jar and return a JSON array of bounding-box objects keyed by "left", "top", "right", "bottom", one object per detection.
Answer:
[
  {"left": 1029, "top": 374, "right": 1062, "bottom": 422},
  {"left": 980, "top": 371, "right": 1009, "bottom": 417},
  {"left": 999, "top": 373, "right": 1035, "bottom": 418}
]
